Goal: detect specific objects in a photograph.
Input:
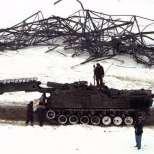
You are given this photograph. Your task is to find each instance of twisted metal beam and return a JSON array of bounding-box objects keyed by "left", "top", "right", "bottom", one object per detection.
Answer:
[{"left": 0, "top": 7, "right": 154, "bottom": 67}]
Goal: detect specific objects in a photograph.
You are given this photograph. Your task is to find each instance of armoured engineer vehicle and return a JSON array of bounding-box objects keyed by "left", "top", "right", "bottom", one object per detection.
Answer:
[{"left": 0, "top": 77, "right": 153, "bottom": 126}]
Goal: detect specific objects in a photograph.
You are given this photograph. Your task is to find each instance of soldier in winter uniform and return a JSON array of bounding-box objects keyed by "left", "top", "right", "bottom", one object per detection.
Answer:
[
  {"left": 25, "top": 101, "right": 34, "bottom": 126},
  {"left": 134, "top": 118, "right": 144, "bottom": 150},
  {"left": 94, "top": 63, "right": 104, "bottom": 89},
  {"left": 36, "top": 102, "right": 46, "bottom": 127}
]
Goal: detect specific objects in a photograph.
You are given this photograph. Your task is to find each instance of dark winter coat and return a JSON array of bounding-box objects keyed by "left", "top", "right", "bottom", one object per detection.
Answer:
[
  {"left": 26, "top": 104, "right": 33, "bottom": 117},
  {"left": 94, "top": 66, "right": 104, "bottom": 79},
  {"left": 36, "top": 105, "right": 46, "bottom": 121},
  {"left": 134, "top": 121, "right": 143, "bottom": 135}
]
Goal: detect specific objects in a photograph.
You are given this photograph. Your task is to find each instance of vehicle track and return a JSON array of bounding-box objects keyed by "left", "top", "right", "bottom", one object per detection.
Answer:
[{"left": 0, "top": 105, "right": 153, "bottom": 126}]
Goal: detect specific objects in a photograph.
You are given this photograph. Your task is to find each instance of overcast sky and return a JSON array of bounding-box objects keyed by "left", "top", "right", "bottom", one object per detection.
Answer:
[
  {"left": 0, "top": 0, "right": 154, "bottom": 28},
  {"left": 1, "top": 0, "right": 154, "bottom": 18}
]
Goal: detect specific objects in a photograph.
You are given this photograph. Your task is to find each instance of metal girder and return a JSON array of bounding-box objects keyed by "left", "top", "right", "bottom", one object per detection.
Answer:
[{"left": 0, "top": 6, "right": 154, "bottom": 67}]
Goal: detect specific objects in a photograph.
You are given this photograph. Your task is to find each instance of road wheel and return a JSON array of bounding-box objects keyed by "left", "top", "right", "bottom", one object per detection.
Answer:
[
  {"left": 80, "top": 116, "right": 89, "bottom": 124},
  {"left": 124, "top": 116, "right": 133, "bottom": 125},
  {"left": 69, "top": 115, "right": 79, "bottom": 125},
  {"left": 46, "top": 110, "right": 56, "bottom": 120},
  {"left": 102, "top": 116, "right": 111, "bottom": 126},
  {"left": 58, "top": 115, "right": 67, "bottom": 124},
  {"left": 91, "top": 116, "right": 100, "bottom": 125},
  {"left": 113, "top": 116, "right": 122, "bottom": 126}
]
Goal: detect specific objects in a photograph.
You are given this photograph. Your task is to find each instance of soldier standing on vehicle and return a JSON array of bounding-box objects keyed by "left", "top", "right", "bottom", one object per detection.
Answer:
[
  {"left": 25, "top": 101, "right": 34, "bottom": 126},
  {"left": 94, "top": 63, "right": 104, "bottom": 89}
]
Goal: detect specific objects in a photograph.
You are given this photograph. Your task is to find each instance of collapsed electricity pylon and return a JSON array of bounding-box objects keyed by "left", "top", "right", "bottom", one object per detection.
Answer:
[{"left": 0, "top": 7, "right": 154, "bottom": 67}]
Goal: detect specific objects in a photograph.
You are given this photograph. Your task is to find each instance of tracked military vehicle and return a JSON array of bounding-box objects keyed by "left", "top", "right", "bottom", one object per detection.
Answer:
[
  {"left": 0, "top": 78, "right": 153, "bottom": 126},
  {"left": 44, "top": 81, "right": 153, "bottom": 126}
]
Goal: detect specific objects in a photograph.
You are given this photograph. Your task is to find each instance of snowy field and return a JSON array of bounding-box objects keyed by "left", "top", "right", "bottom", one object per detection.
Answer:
[
  {"left": 0, "top": 39, "right": 154, "bottom": 154},
  {"left": 0, "top": 46, "right": 154, "bottom": 105},
  {"left": 0, "top": 0, "right": 154, "bottom": 153},
  {"left": 0, "top": 124, "right": 154, "bottom": 154}
]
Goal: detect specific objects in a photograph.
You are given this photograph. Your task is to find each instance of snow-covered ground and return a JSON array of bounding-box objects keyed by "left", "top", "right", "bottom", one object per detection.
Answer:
[
  {"left": 0, "top": 46, "right": 154, "bottom": 105},
  {"left": 0, "top": 0, "right": 154, "bottom": 153},
  {"left": 0, "top": 41, "right": 154, "bottom": 154},
  {"left": 0, "top": 124, "right": 154, "bottom": 154}
]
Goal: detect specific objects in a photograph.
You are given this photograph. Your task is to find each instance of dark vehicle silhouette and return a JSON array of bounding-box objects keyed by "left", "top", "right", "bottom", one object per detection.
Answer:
[{"left": 0, "top": 78, "right": 153, "bottom": 126}]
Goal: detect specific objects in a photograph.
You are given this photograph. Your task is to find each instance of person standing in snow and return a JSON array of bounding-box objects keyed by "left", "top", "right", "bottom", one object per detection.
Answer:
[
  {"left": 25, "top": 101, "right": 34, "bottom": 126},
  {"left": 94, "top": 63, "right": 104, "bottom": 89},
  {"left": 134, "top": 118, "right": 144, "bottom": 150},
  {"left": 36, "top": 102, "right": 46, "bottom": 126}
]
